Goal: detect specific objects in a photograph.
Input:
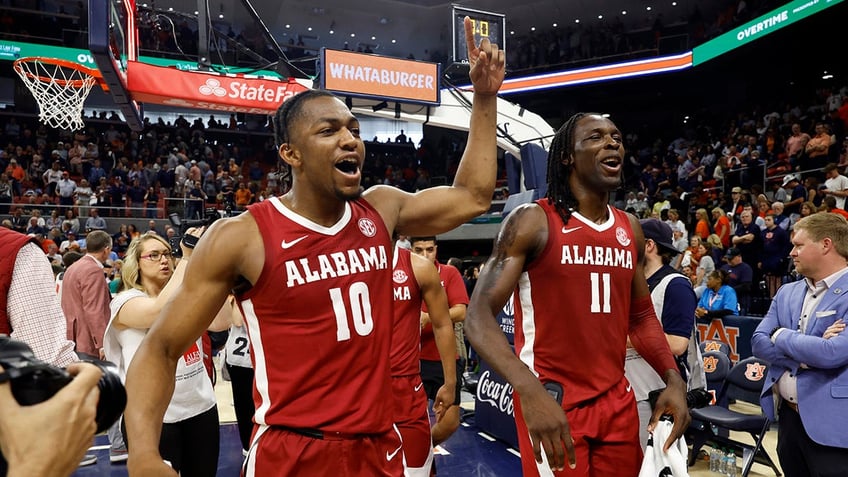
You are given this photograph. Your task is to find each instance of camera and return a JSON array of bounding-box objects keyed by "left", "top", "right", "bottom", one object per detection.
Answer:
[
  {"left": 0, "top": 335, "right": 126, "bottom": 433},
  {"left": 168, "top": 207, "right": 226, "bottom": 257},
  {"left": 648, "top": 387, "right": 712, "bottom": 411}
]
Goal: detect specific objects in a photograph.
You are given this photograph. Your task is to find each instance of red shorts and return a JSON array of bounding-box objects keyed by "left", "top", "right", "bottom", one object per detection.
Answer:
[
  {"left": 243, "top": 424, "right": 404, "bottom": 477},
  {"left": 392, "top": 374, "right": 433, "bottom": 474},
  {"left": 514, "top": 377, "right": 642, "bottom": 477}
]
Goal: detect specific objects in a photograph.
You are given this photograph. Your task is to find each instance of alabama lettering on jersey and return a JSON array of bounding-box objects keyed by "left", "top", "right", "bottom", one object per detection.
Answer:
[
  {"left": 515, "top": 201, "right": 637, "bottom": 408},
  {"left": 237, "top": 197, "right": 394, "bottom": 434},
  {"left": 391, "top": 246, "right": 423, "bottom": 377}
]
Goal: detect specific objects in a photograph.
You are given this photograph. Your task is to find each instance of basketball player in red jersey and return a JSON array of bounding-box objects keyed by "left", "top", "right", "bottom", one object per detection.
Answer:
[
  {"left": 123, "top": 17, "right": 504, "bottom": 477},
  {"left": 465, "top": 113, "right": 690, "bottom": 476},
  {"left": 411, "top": 236, "right": 468, "bottom": 445},
  {"left": 391, "top": 245, "right": 456, "bottom": 476}
]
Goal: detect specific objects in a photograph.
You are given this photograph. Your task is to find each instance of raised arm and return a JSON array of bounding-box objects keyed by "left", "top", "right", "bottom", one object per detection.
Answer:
[
  {"left": 124, "top": 215, "right": 261, "bottom": 476},
  {"left": 412, "top": 253, "right": 456, "bottom": 420},
  {"left": 366, "top": 17, "right": 505, "bottom": 236},
  {"left": 465, "top": 204, "right": 576, "bottom": 471}
]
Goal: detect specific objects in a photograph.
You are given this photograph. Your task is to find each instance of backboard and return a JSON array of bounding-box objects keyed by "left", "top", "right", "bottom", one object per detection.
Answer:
[{"left": 89, "top": 0, "right": 144, "bottom": 131}]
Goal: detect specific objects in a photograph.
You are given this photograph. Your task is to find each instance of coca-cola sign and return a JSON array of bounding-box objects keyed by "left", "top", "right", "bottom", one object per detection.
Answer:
[{"left": 476, "top": 369, "right": 514, "bottom": 416}]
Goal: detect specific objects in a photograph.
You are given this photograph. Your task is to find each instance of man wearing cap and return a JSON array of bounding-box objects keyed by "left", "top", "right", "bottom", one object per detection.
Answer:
[
  {"left": 55, "top": 170, "right": 77, "bottom": 212},
  {"left": 783, "top": 174, "right": 808, "bottom": 223},
  {"left": 821, "top": 163, "right": 848, "bottom": 210},
  {"left": 728, "top": 186, "right": 744, "bottom": 222},
  {"left": 721, "top": 247, "right": 754, "bottom": 313},
  {"left": 625, "top": 219, "right": 697, "bottom": 450}
]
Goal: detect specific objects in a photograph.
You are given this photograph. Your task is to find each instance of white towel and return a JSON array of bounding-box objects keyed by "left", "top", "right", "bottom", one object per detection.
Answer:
[{"left": 638, "top": 419, "right": 690, "bottom": 477}]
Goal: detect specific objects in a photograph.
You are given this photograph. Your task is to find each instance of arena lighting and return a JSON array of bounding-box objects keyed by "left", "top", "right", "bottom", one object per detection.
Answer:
[
  {"left": 372, "top": 101, "right": 388, "bottom": 112},
  {"left": 491, "top": 51, "right": 693, "bottom": 95}
]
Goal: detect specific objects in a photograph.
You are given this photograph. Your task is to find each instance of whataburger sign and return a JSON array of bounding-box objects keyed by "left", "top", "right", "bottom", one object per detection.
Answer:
[
  {"left": 320, "top": 48, "right": 440, "bottom": 106},
  {"left": 126, "top": 61, "right": 310, "bottom": 114}
]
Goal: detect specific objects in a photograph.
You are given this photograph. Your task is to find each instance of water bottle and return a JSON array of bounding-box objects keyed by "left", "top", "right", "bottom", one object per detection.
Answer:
[
  {"left": 709, "top": 447, "right": 719, "bottom": 472},
  {"left": 719, "top": 448, "right": 729, "bottom": 474},
  {"left": 727, "top": 450, "right": 737, "bottom": 477}
]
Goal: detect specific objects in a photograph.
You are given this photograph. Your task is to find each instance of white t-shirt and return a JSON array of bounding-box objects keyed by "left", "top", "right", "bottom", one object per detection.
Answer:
[
  {"left": 105, "top": 288, "right": 216, "bottom": 423},
  {"left": 826, "top": 174, "right": 848, "bottom": 210},
  {"left": 225, "top": 324, "right": 253, "bottom": 368}
]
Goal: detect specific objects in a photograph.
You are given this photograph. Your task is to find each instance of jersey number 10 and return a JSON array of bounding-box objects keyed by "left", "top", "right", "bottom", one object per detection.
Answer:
[
  {"left": 330, "top": 282, "right": 375, "bottom": 341},
  {"left": 590, "top": 272, "right": 611, "bottom": 314}
]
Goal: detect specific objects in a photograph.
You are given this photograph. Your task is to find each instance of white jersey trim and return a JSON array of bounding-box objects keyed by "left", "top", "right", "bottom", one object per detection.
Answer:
[
  {"left": 241, "top": 298, "right": 271, "bottom": 425},
  {"left": 570, "top": 205, "right": 616, "bottom": 232},
  {"left": 517, "top": 272, "right": 539, "bottom": 377},
  {"left": 268, "top": 196, "right": 351, "bottom": 235}
]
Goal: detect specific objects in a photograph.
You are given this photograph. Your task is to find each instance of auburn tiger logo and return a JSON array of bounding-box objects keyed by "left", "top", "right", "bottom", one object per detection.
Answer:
[
  {"left": 703, "top": 355, "right": 718, "bottom": 373},
  {"left": 704, "top": 341, "right": 723, "bottom": 352},
  {"left": 745, "top": 362, "right": 767, "bottom": 381}
]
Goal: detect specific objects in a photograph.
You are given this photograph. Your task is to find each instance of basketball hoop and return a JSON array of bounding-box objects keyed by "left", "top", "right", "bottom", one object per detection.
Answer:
[{"left": 13, "top": 57, "right": 102, "bottom": 131}]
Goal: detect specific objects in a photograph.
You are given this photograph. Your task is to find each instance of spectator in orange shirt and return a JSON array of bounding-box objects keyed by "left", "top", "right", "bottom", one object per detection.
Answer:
[
  {"left": 823, "top": 196, "right": 848, "bottom": 220},
  {"left": 5, "top": 158, "right": 25, "bottom": 197},
  {"left": 694, "top": 207, "right": 711, "bottom": 239},
  {"left": 233, "top": 182, "right": 253, "bottom": 210},
  {"left": 712, "top": 206, "right": 732, "bottom": 248}
]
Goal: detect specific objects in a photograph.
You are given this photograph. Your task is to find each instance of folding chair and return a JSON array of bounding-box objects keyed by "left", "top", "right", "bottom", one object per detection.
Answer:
[
  {"left": 686, "top": 351, "right": 732, "bottom": 452},
  {"left": 699, "top": 339, "right": 731, "bottom": 359},
  {"left": 701, "top": 351, "right": 731, "bottom": 406},
  {"left": 687, "top": 357, "right": 781, "bottom": 476}
]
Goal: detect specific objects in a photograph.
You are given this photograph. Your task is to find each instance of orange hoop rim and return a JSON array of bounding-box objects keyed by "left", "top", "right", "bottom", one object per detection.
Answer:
[{"left": 13, "top": 57, "right": 103, "bottom": 88}]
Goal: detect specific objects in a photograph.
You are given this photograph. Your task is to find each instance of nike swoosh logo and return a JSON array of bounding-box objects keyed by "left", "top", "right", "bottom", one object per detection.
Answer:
[
  {"left": 414, "top": 383, "right": 423, "bottom": 392},
  {"left": 386, "top": 444, "right": 402, "bottom": 461},
  {"left": 562, "top": 226, "right": 582, "bottom": 234},
  {"left": 281, "top": 235, "right": 308, "bottom": 249},
  {"left": 626, "top": 383, "right": 632, "bottom": 393}
]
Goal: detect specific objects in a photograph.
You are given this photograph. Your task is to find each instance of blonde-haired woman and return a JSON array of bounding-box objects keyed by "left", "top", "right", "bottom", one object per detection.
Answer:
[
  {"left": 694, "top": 208, "right": 711, "bottom": 240},
  {"left": 104, "top": 231, "right": 227, "bottom": 476}
]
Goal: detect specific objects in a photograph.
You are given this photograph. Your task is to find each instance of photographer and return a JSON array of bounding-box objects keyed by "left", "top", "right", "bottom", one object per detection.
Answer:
[
  {"left": 0, "top": 362, "right": 102, "bottom": 477},
  {"left": 104, "top": 230, "right": 229, "bottom": 476}
]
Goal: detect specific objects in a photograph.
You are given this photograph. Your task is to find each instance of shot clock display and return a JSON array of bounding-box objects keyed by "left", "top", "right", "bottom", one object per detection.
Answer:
[{"left": 452, "top": 6, "right": 505, "bottom": 64}]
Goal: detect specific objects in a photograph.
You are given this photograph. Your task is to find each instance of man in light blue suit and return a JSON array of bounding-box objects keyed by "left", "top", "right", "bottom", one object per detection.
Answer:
[{"left": 752, "top": 212, "right": 848, "bottom": 477}]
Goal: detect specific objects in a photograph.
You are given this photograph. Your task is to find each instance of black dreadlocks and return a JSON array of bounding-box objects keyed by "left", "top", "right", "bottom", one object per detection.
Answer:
[{"left": 545, "top": 112, "right": 599, "bottom": 226}]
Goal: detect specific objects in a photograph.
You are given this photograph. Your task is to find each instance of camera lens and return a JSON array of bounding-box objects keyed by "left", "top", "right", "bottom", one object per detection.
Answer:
[{"left": 82, "top": 360, "right": 127, "bottom": 434}]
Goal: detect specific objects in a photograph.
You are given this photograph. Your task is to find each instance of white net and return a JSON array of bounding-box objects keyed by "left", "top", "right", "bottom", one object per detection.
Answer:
[{"left": 13, "top": 58, "right": 98, "bottom": 131}]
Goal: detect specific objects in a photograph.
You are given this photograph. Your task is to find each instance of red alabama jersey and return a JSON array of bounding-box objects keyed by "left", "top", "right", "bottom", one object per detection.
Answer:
[
  {"left": 419, "top": 262, "right": 467, "bottom": 361},
  {"left": 390, "top": 246, "right": 423, "bottom": 377},
  {"left": 514, "top": 201, "right": 637, "bottom": 408},
  {"left": 238, "top": 197, "right": 394, "bottom": 434}
]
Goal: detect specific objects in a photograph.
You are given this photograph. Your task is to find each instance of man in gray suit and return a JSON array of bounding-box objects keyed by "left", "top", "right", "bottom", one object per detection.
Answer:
[{"left": 752, "top": 212, "right": 848, "bottom": 476}]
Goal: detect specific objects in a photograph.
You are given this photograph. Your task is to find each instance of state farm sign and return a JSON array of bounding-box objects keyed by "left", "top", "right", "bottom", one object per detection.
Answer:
[{"left": 127, "top": 62, "right": 309, "bottom": 114}]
